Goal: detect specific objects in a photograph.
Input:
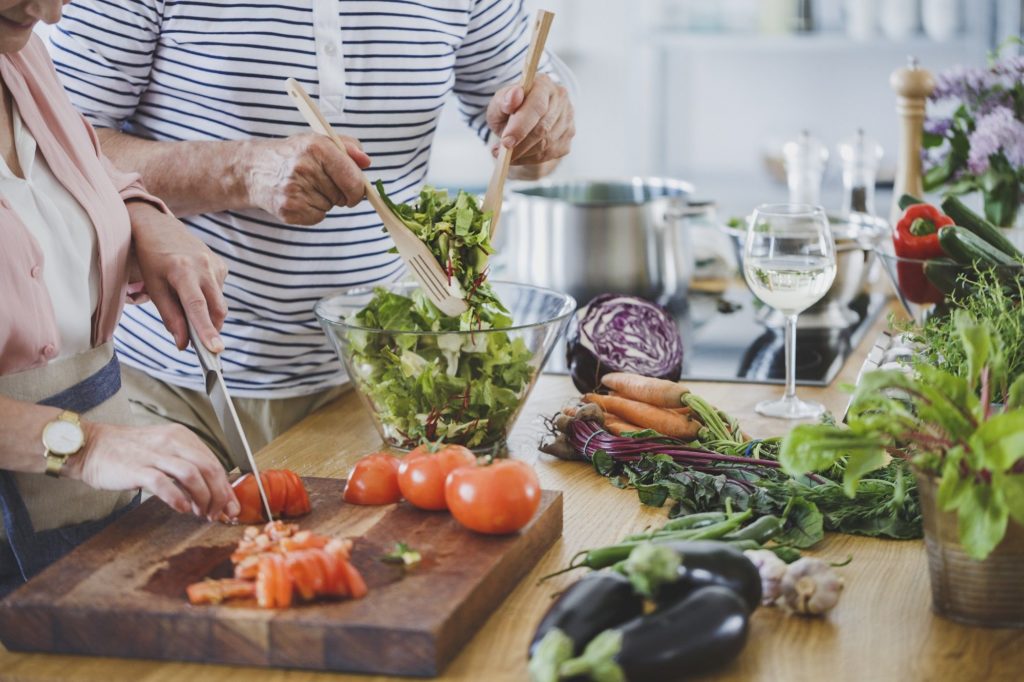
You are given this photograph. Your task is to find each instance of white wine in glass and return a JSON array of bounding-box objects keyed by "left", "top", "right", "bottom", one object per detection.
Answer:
[{"left": 743, "top": 204, "right": 836, "bottom": 419}]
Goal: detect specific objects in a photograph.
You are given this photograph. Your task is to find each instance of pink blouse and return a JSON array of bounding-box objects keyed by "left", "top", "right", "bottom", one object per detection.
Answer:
[{"left": 0, "top": 35, "right": 167, "bottom": 376}]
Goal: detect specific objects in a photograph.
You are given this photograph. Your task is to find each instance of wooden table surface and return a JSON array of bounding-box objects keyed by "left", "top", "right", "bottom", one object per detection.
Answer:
[{"left": 3, "top": 306, "right": 1023, "bottom": 682}]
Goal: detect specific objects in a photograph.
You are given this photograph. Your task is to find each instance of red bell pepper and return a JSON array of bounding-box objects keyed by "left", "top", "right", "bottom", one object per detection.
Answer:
[{"left": 892, "top": 203, "right": 953, "bottom": 304}]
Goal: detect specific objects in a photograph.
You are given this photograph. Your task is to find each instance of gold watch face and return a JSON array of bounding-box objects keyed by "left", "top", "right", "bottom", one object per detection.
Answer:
[{"left": 43, "top": 419, "right": 85, "bottom": 455}]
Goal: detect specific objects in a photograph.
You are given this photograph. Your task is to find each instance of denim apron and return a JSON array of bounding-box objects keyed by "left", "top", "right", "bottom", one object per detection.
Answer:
[{"left": 0, "top": 343, "right": 139, "bottom": 597}]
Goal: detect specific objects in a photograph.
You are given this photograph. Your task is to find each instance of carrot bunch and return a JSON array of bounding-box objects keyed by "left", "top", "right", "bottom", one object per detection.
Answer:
[
  {"left": 186, "top": 521, "right": 368, "bottom": 608},
  {"left": 578, "top": 372, "right": 699, "bottom": 440}
]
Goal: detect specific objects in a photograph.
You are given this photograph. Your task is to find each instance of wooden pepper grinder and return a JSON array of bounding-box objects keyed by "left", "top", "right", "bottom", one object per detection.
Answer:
[{"left": 889, "top": 56, "right": 935, "bottom": 225}]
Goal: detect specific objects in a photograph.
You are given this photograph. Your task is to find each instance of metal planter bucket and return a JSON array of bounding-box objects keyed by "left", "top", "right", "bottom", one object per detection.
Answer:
[
  {"left": 493, "top": 178, "right": 702, "bottom": 306},
  {"left": 916, "top": 471, "right": 1024, "bottom": 627}
]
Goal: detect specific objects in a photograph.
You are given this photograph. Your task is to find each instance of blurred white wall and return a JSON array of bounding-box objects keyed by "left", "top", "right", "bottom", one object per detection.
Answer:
[{"left": 427, "top": 0, "right": 1017, "bottom": 213}]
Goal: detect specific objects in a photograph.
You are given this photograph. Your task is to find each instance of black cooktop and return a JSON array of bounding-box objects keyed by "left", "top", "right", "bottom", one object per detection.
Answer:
[
  {"left": 549, "top": 289, "right": 888, "bottom": 387},
  {"left": 668, "top": 289, "right": 888, "bottom": 386}
]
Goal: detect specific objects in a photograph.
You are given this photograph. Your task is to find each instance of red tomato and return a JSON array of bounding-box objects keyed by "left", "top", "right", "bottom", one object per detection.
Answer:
[
  {"left": 233, "top": 470, "right": 310, "bottom": 523},
  {"left": 444, "top": 460, "right": 541, "bottom": 535},
  {"left": 343, "top": 452, "right": 402, "bottom": 505},
  {"left": 397, "top": 444, "right": 477, "bottom": 511}
]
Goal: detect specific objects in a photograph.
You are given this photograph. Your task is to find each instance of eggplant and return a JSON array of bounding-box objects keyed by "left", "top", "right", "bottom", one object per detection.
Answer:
[
  {"left": 529, "top": 571, "right": 645, "bottom": 658},
  {"left": 560, "top": 585, "right": 750, "bottom": 681},
  {"left": 656, "top": 540, "right": 762, "bottom": 613}
]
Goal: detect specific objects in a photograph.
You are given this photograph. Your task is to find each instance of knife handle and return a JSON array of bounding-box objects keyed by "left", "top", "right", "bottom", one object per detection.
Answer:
[{"left": 187, "top": 320, "right": 221, "bottom": 373}]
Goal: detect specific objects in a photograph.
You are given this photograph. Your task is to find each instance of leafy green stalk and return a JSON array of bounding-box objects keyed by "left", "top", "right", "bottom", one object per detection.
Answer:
[{"left": 781, "top": 311, "right": 1024, "bottom": 560}]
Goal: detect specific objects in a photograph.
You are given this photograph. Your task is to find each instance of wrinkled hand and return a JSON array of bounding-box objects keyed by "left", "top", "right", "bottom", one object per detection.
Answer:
[
  {"left": 242, "top": 133, "right": 372, "bottom": 226},
  {"left": 485, "top": 73, "right": 574, "bottom": 168},
  {"left": 127, "top": 202, "right": 228, "bottom": 353},
  {"left": 67, "top": 422, "right": 239, "bottom": 520}
]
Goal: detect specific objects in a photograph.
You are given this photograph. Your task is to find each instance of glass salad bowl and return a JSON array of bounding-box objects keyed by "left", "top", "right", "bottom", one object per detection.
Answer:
[{"left": 315, "top": 281, "right": 576, "bottom": 453}]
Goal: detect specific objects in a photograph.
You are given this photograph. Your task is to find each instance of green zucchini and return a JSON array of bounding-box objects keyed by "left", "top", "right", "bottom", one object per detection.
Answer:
[
  {"left": 898, "top": 193, "right": 924, "bottom": 211},
  {"left": 922, "top": 258, "right": 968, "bottom": 296},
  {"left": 938, "top": 225, "right": 1019, "bottom": 267},
  {"left": 940, "top": 195, "right": 1022, "bottom": 258}
]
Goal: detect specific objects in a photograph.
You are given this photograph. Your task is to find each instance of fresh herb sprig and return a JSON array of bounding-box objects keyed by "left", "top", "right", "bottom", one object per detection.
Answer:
[{"left": 896, "top": 265, "right": 1024, "bottom": 387}]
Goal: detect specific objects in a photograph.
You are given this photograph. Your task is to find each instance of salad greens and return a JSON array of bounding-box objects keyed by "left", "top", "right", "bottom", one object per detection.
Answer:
[
  {"left": 376, "top": 181, "right": 504, "bottom": 311},
  {"left": 348, "top": 186, "right": 534, "bottom": 449}
]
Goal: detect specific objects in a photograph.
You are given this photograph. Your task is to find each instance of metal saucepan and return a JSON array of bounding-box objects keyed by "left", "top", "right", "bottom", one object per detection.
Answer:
[
  {"left": 491, "top": 178, "right": 710, "bottom": 306},
  {"left": 722, "top": 213, "right": 888, "bottom": 329}
]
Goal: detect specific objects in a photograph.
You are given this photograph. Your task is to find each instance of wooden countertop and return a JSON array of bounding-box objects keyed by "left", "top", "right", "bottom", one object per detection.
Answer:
[{"left": 3, "top": 307, "right": 1023, "bottom": 682}]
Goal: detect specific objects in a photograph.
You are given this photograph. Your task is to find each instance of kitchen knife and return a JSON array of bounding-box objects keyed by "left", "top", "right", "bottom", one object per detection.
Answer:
[{"left": 187, "top": 322, "right": 274, "bottom": 522}]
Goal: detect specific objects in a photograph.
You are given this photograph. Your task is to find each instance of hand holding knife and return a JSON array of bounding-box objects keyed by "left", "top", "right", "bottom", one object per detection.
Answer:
[{"left": 187, "top": 321, "right": 275, "bottom": 522}]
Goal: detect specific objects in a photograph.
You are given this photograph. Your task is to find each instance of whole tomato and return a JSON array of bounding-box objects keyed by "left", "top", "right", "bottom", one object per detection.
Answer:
[
  {"left": 444, "top": 460, "right": 541, "bottom": 534},
  {"left": 397, "top": 443, "right": 476, "bottom": 511},
  {"left": 343, "top": 452, "right": 402, "bottom": 505}
]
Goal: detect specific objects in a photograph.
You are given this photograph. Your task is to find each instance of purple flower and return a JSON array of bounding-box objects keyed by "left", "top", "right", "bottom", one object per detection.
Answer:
[
  {"left": 967, "top": 106, "right": 1024, "bottom": 174},
  {"left": 931, "top": 65, "right": 996, "bottom": 102},
  {"left": 924, "top": 118, "right": 952, "bottom": 137},
  {"left": 993, "top": 55, "right": 1024, "bottom": 78}
]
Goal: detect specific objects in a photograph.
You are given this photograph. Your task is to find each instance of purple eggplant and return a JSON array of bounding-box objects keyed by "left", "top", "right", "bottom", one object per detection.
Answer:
[
  {"left": 529, "top": 571, "right": 645, "bottom": 659},
  {"left": 560, "top": 585, "right": 750, "bottom": 681},
  {"left": 655, "top": 540, "right": 762, "bottom": 613}
]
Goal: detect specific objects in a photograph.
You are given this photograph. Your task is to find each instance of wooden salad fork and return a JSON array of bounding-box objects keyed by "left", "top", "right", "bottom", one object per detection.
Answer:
[
  {"left": 482, "top": 9, "right": 555, "bottom": 241},
  {"left": 285, "top": 78, "right": 469, "bottom": 317}
]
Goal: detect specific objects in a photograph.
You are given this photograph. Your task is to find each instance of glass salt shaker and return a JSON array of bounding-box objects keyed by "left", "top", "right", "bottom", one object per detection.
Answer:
[
  {"left": 782, "top": 130, "right": 829, "bottom": 206},
  {"left": 838, "top": 129, "right": 884, "bottom": 217}
]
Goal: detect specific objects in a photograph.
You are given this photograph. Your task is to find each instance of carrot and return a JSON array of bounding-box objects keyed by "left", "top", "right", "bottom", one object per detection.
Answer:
[
  {"left": 600, "top": 373, "right": 688, "bottom": 408},
  {"left": 666, "top": 406, "right": 692, "bottom": 416},
  {"left": 583, "top": 393, "right": 700, "bottom": 440},
  {"left": 603, "top": 416, "right": 644, "bottom": 436}
]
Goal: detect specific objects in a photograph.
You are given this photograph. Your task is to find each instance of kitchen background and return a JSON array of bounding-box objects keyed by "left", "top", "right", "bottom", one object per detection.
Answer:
[{"left": 431, "top": 0, "right": 1023, "bottom": 219}]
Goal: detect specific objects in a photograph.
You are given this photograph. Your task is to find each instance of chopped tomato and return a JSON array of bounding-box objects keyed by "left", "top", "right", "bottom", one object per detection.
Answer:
[
  {"left": 186, "top": 578, "right": 255, "bottom": 605},
  {"left": 338, "top": 560, "right": 368, "bottom": 599},
  {"left": 232, "top": 470, "right": 311, "bottom": 524}
]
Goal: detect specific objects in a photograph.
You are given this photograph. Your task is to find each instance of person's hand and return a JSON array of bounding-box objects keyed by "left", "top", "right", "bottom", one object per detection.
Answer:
[
  {"left": 485, "top": 73, "right": 574, "bottom": 169},
  {"left": 240, "top": 133, "right": 372, "bottom": 226},
  {"left": 66, "top": 422, "right": 240, "bottom": 521},
  {"left": 127, "top": 202, "right": 229, "bottom": 353}
]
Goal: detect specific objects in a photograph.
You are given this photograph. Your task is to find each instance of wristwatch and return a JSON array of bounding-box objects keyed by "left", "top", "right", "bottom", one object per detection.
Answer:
[{"left": 41, "top": 410, "right": 86, "bottom": 477}]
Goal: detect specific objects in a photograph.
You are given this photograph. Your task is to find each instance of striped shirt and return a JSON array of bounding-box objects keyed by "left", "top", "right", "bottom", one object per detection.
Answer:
[{"left": 49, "top": 0, "right": 544, "bottom": 398}]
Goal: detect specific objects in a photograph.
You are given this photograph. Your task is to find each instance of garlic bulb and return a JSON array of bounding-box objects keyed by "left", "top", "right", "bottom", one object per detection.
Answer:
[
  {"left": 781, "top": 557, "right": 844, "bottom": 616},
  {"left": 744, "top": 549, "right": 788, "bottom": 606}
]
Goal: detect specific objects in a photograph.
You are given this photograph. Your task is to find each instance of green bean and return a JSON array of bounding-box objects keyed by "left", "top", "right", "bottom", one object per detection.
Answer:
[
  {"left": 624, "top": 512, "right": 727, "bottom": 541},
  {"left": 722, "top": 515, "right": 784, "bottom": 544},
  {"left": 549, "top": 510, "right": 755, "bottom": 577}
]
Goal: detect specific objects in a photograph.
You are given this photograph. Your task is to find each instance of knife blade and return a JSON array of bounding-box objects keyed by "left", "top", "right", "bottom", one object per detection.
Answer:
[{"left": 187, "top": 322, "right": 274, "bottom": 523}]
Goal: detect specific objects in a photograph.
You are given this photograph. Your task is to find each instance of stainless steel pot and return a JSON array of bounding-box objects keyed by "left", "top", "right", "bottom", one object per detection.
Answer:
[
  {"left": 723, "top": 213, "right": 887, "bottom": 329},
  {"left": 492, "top": 178, "right": 704, "bottom": 306}
]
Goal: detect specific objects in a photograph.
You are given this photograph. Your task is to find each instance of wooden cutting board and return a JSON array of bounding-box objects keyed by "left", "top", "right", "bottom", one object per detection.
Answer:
[{"left": 0, "top": 477, "right": 562, "bottom": 676}]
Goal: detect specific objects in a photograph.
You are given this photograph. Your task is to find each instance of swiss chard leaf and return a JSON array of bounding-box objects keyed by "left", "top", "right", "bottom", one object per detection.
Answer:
[{"left": 776, "top": 497, "right": 825, "bottom": 548}]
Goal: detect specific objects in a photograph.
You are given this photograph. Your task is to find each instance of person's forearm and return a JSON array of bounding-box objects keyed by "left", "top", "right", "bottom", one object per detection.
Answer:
[
  {"left": 96, "top": 128, "right": 257, "bottom": 217},
  {"left": 0, "top": 396, "right": 72, "bottom": 474}
]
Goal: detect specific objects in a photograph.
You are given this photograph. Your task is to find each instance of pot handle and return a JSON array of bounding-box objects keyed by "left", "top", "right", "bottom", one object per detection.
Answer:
[{"left": 664, "top": 199, "right": 717, "bottom": 221}]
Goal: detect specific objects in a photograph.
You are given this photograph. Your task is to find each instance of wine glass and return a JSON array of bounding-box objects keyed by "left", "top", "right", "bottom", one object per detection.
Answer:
[{"left": 743, "top": 204, "right": 837, "bottom": 419}]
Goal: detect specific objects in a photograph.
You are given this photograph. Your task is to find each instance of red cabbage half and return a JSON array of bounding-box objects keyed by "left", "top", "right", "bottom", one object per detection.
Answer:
[{"left": 566, "top": 294, "right": 684, "bottom": 394}]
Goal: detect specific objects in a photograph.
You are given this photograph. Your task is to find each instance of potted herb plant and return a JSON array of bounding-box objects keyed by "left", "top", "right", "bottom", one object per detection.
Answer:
[{"left": 780, "top": 311, "right": 1024, "bottom": 627}]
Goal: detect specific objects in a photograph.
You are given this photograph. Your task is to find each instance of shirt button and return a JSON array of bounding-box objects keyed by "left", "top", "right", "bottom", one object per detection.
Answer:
[
  {"left": 42, "top": 344, "right": 57, "bottom": 359},
  {"left": 30, "top": 265, "right": 41, "bottom": 278},
  {"left": 325, "top": 43, "right": 338, "bottom": 56}
]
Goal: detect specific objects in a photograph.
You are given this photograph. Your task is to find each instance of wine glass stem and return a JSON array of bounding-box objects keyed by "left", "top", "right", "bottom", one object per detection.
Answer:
[{"left": 784, "top": 313, "right": 799, "bottom": 402}]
